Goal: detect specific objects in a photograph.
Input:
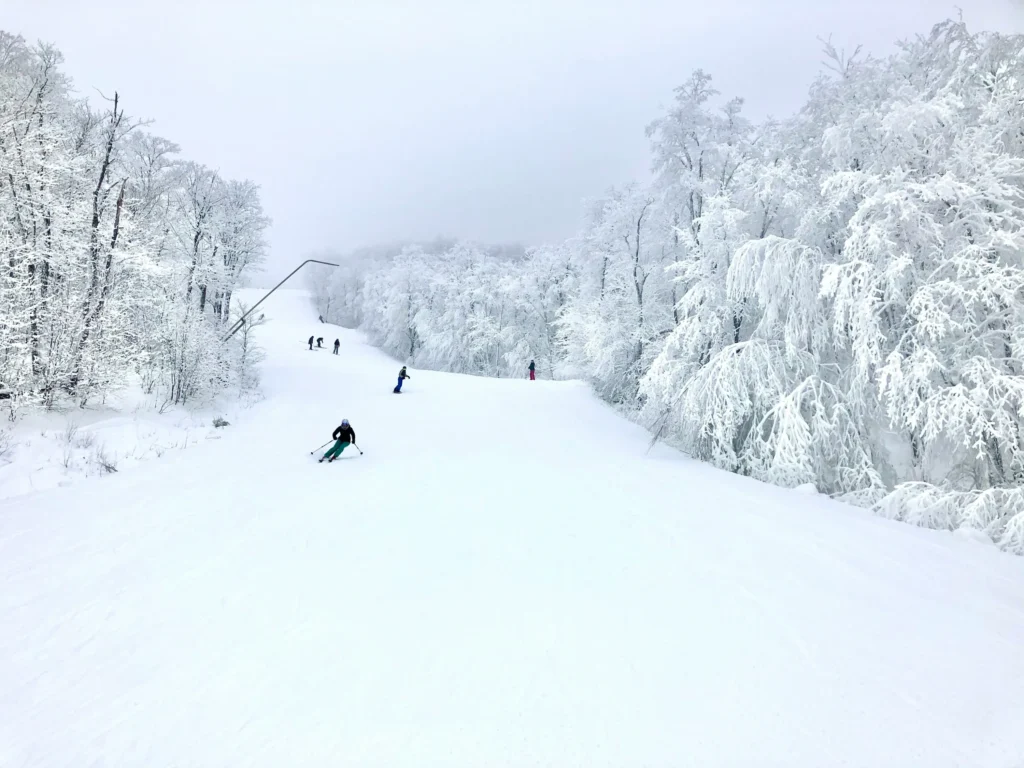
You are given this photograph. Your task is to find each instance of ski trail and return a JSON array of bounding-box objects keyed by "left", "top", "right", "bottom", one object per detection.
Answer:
[{"left": 1, "top": 289, "right": 1023, "bottom": 767}]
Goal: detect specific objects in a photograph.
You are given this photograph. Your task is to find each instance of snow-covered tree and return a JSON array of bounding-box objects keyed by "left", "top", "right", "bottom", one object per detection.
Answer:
[
  {"left": 309, "top": 18, "right": 1024, "bottom": 552},
  {"left": 0, "top": 31, "right": 268, "bottom": 411}
]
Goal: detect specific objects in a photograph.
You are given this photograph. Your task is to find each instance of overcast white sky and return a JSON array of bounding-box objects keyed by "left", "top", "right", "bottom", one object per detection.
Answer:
[{"left": 5, "top": 0, "right": 1024, "bottom": 282}]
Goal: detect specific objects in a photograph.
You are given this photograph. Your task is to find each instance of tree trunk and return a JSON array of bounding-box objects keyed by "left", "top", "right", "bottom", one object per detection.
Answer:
[
  {"left": 28, "top": 260, "right": 40, "bottom": 378},
  {"left": 186, "top": 226, "right": 202, "bottom": 305},
  {"left": 73, "top": 94, "right": 123, "bottom": 392},
  {"left": 75, "top": 178, "right": 127, "bottom": 392}
]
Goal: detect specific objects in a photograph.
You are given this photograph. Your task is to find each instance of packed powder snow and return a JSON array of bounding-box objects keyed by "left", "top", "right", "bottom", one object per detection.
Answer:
[{"left": 1, "top": 290, "right": 1023, "bottom": 767}]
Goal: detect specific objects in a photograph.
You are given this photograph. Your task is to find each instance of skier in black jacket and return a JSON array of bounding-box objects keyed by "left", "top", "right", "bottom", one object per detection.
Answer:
[{"left": 320, "top": 419, "right": 356, "bottom": 463}]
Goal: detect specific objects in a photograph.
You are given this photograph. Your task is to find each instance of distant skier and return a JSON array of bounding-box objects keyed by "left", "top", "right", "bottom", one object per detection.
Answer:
[
  {"left": 528, "top": 360, "right": 536, "bottom": 381},
  {"left": 393, "top": 365, "right": 411, "bottom": 393},
  {"left": 320, "top": 419, "right": 356, "bottom": 463},
  {"left": 319, "top": 315, "right": 324, "bottom": 323},
  {"left": 308, "top": 335, "right": 314, "bottom": 350},
  {"left": 333, "top": 339, "right": 340, "bottom": 355},
  {"left": 316, "top": 337, "right": 324, "bottom": 348}
]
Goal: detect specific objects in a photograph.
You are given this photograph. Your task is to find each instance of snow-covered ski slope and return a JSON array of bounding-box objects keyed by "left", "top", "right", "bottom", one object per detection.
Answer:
[{"left": 2, "top": 289, "right": 1024, "bottom": 768}]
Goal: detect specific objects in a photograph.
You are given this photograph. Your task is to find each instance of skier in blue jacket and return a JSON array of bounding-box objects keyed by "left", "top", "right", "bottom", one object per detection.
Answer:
[{"left": 393, "top": 366, "right": 411, "bottom": 393}]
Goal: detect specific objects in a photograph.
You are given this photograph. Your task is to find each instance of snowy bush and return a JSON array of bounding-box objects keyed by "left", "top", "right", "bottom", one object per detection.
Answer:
[
  {"left": 58, "top": 420, "right": 79, "bottom": 469},
  {"left": 876, "top": 484, "right": 1024, "bottom": 556},
  {"left": 0, "top": 429, "right": 12, "bottom": 462},
  {"left": 89, "top": 443, "right": 118, "bottom": 474}
]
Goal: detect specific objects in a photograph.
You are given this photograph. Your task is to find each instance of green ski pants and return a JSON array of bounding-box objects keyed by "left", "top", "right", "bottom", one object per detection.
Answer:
[{"left": 323, "top": 440, "right": 350, "bottom": 460}]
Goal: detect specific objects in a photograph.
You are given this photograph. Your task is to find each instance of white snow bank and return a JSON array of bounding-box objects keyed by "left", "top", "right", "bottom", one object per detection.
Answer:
[{"left": 0, "top": 389, "right": 256, "bottom": 502}]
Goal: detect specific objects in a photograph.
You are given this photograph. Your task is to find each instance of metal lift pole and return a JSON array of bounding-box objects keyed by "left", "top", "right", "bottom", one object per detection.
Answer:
[{"left": 222, "top": 259, "right": 340, "bottom": 341}]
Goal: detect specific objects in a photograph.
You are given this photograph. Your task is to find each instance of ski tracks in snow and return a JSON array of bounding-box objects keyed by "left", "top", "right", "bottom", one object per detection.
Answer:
[{"left": 2, "top": 290, "right": 1024, "bottom": 767}]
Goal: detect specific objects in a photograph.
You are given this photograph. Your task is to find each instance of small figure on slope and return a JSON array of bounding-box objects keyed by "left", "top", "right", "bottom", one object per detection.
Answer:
[
  {"left": 308, "top": 335, "right": 315, "bottom": 350},
  {"left": 394, "top": 365, "right": 411, "bottom": 393},
  {"left": 333, "top": 339, "right": 340, "bottom": 355},
  {"left": 528, "top": 360, "right": 536, "bottom": 381},
  {"left": 320, "top": 419, "right": 356, "bottom": 463},
  {"left": 316, "top": 336, "right": 324, "bottom": 348}
]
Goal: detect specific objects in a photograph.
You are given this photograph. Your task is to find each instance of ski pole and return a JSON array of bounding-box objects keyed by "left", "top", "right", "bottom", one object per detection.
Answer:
[
  {"left": 353, "top": 442, "right": 364, "bottom": 455},
  {"left": 310, "top": 440, "right": 332, "bottom": 455}
]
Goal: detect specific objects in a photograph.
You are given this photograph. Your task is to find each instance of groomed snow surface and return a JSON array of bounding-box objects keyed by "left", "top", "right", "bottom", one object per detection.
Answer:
[{"left": 2, "top": 290, "right": 1024, "bottom": 768}]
